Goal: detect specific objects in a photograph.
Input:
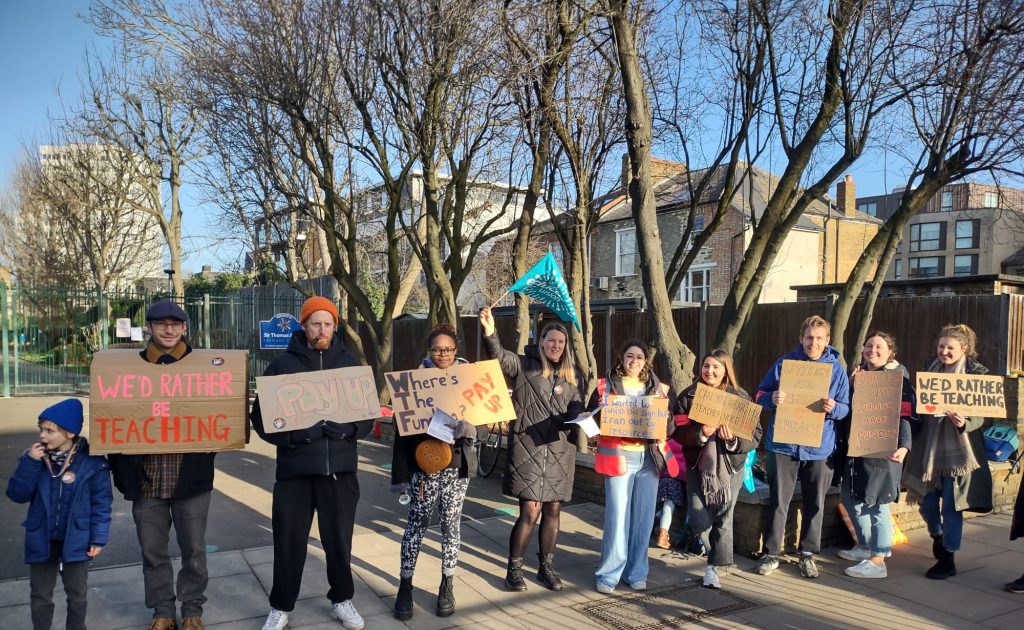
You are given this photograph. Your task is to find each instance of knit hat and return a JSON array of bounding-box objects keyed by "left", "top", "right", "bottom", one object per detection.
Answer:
[
  {"left": 38, "top": 399, "right": 84, "bottom": 436},
  {"left": 300, "top": 296, "right": 339, "bottom": 325}
]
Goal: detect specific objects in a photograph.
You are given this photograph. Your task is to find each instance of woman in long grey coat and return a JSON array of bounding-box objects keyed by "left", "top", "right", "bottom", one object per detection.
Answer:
[{"left": 479, "top": 308, "right": 583, "bottom": 594}]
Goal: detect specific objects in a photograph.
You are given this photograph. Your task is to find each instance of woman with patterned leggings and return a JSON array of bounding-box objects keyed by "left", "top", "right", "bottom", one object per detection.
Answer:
[{"left": 390, "top": 324, "right": 476, "bottom": 620}]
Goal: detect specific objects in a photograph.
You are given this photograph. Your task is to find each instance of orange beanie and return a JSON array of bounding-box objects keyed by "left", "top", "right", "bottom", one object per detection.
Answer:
[{"left": 300, "top": 296, "right": 339, "bottom": 325}]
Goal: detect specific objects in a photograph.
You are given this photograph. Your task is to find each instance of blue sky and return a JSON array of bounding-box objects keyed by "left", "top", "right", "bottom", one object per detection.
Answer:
[{"left": 0, "top": 0, "right": 232, "bottom": 274}]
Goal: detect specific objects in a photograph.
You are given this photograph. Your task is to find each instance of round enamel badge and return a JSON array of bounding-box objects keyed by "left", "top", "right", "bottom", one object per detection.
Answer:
[
  {"left": 61, "top": 471, "right": 77, "bottom": 484},
  {"left": 554, "top": 385, "right": 563, "bottom": 395},
  {"left": 273, "top": 418, "right": 287, "bottom": 430}
]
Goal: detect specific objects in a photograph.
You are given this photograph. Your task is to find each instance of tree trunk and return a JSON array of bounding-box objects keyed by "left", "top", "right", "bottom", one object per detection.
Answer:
[
  {"left": 609, "top": 0, "right": 694, "bottom": 391},
  {"left": 511, "top": 127, "right": 551, "bottom": 351}
]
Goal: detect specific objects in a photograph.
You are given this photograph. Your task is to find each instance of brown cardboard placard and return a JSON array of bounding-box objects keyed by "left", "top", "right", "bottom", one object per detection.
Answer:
[
  {"left": 772, "top": 359, "right": 831, "bottom": 447},
  {"left": 688, "top": 383, "right": 762, "bottom": 441},
  {"left": 255, "top": 366, "right": 379, "bottom": 433},
  {"left": 384, "top": 360, "right": 515, "bottom": 436},
  {"left": 599, "top": 395, "right": 669, "bottom": 441},
  {"left": 915, "top": 372, "right": 1007, "bottom": 419},
  {"left": 89, "top": 349, "right": 249, "bottom": 455},
  {"left": 848, "top": 370, "right": 903, "bottom": 458}
]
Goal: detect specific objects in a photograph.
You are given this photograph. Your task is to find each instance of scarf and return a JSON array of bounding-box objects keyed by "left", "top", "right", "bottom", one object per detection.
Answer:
[
  {"left": 145, "top": 340, "right": 189, "bottom": 363},
  {"left": 698, "top": 436, "right": 731, "bottom": 511},
  {"left": 904, "top": 357, "right": 979, "bottom": 497}
]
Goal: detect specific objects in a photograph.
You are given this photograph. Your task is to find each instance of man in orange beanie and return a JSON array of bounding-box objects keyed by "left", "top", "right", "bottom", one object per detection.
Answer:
[{"left": 251, "top": 296, "right": 372, "bottom": 630}]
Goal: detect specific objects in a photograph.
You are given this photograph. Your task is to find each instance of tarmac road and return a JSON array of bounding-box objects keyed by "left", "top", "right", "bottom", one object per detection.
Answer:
[{"left": 0, "top": 395, "right": 517, "bottom": 581}]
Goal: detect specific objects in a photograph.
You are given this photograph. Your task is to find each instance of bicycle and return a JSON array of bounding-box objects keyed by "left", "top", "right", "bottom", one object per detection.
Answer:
[{"left": 477, "top": 421, "right": 508, "bottom": 478}]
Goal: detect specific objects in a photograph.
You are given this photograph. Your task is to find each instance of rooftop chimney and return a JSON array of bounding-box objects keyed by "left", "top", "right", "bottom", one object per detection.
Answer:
[{"left": 836, "top": 174, "right": 856, "bottom": 215}]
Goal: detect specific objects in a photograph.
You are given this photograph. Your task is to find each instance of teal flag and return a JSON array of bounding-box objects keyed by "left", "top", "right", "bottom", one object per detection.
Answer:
[{"left": 507, "top": 253, "right": 581, "bottom": 331}]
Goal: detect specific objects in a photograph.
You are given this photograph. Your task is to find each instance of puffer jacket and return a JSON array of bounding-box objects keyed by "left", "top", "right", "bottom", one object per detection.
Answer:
[
  {"left": 6, "top": 438, "right": 113, "bottom": 564},
  {"left": 586, "top": 373, "right": 676, "bottom": 475},
  {"left": 484, "top": 331, "right": 583, "bottom": 502},
  {"left": 756, "top": 344, "right": 851, "bottom": 461},
  {"left": 250, "top": 330, "right": 374, "bottom": 480}
]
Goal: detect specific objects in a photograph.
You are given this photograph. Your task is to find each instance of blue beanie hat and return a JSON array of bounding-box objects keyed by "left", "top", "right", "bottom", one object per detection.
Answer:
[{"left": 39, "top": 399, "right": 84, "bottom": 436}]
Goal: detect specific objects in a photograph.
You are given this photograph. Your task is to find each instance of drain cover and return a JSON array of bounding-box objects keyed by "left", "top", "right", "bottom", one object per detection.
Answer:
[{"left": 573, "top": 583, "right": 755, "bottom": 629}]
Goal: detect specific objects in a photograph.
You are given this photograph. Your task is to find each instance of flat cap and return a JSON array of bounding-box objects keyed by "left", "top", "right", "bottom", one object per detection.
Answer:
[{"left": 145, "top": 300, "right": 188, "bottom": 322}]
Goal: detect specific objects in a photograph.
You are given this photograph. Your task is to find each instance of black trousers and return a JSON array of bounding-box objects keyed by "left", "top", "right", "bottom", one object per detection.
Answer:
[
  {"left": 270, "top": 473, "right": 359, "bottom": 612},
  {"left": 765, "top": 453, "right": 833, "bottom": 556},
  {"left": 30, "top": 542, "right": 89, "bottom": 630}
]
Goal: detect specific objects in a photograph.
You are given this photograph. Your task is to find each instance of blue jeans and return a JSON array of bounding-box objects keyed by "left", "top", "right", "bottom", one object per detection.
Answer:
[
  {"left": 596, "top": 450, "right": 659, "bottom": 588},
  {"left": 840, "top": 485, "right": 892, "bottom": 557},
  {"left": 921, "top": 476, "right": 962, "bottom": 551}
]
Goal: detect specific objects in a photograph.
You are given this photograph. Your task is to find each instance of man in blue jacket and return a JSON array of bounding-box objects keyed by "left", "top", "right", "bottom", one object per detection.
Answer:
[{"left": 755, "top": 315, "right": 850, "bottom": 579}]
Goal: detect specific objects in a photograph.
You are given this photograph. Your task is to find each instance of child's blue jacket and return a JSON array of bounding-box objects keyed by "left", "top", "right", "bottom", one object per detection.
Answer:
[{"left": 6, "top": 438, "right": 112, "bottom": 564}]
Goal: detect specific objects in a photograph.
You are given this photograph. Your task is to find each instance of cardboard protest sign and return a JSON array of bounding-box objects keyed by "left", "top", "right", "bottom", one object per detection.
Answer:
[
  {"left": 915, "top": 372, "right": 1007, "bottom": 419},
  {"left": 599, "top": 395, "right": 669, "bottom": 440},
  {"left": 848, "top": 370, "right": 903, "bottom": 458},
  {"left": 89, "top": 349, "right": 249, "bottom": 455},
  {"left": 688, "top": 383, "right": 762, "bottom": 441},
  {"left": 255, "top": 366, "right": 378, "bottom": 433},
  {"left": 385, "top": 360, "right": 515, "bottom": 436},
  {"left": 772, "top": 360, "right": 831, "bottom": 447}
]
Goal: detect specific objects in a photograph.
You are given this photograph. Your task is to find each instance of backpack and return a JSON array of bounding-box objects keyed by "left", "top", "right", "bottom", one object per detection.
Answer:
[{"left": 983, "top": 425, "right": 1020, "bottom": 462}]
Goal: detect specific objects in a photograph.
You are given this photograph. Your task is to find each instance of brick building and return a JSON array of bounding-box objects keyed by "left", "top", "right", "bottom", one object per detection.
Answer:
[
  {"left": 584, "top": 158, "right": 880, "bottom": 304},
  {"left": 855, "top": 181, "right": 1024, "bottom": 280}
]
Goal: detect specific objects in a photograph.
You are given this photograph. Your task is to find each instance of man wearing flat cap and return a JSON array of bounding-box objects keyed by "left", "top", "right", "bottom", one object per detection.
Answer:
[
  {"left": 251, "top": 296, "right": 373, "bottom": 630},
  {"left": 108, "top": 300, "right": 214, "bottom": 630}
]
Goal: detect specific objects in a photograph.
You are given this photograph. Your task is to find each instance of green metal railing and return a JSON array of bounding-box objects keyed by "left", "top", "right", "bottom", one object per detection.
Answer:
[{"left": 0, "top": 283, "right": 309, "bottom": 396}]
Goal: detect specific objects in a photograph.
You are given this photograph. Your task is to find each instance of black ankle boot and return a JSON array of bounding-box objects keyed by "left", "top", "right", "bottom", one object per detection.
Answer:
[
  {"left": 926, "top": 550, "right": 957, "bottom": 580},
  {"left": 436, "top": 575, "right": 455, "bottom": 617},
  {"left": 931, "top": 534, "right": 944, "bottom": 560},
  {"left": 537, "top": 553, "right": 564, "bottom": 591},
  {"left": 394, "top": 576, "right": 413, "bottom": 620},
  {"left": 505, "top": 557, "right": 527, "bottom": 592}
]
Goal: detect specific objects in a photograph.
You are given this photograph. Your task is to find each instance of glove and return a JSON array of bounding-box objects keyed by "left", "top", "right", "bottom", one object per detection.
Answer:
[
  {"left": 324, "top": 421, "right": 355, "bottom": 440},
  {"left": 391, "top": 482, "right": 411, "bottom": 495},
  {"left": 455, "top": 420, "right": 476, "bottom": 441},
  {"left": 289, "top": 420, "right": 325, "bottom": 445}
]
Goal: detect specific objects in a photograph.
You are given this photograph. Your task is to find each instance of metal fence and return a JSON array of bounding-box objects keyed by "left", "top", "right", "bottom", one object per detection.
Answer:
[{"left": 2, "top": 282, "right": 1020, "bottom": 396}]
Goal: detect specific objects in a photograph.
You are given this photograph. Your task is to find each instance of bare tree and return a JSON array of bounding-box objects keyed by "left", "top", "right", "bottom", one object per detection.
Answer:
[{"left": 830, "top": 0, "right": 1024, "bottom": 361}]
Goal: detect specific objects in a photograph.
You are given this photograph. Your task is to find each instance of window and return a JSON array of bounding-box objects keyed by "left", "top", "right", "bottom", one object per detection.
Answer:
[
  {"left": 983, "top": 191, "right": 999, "bottom": 208},
  {"left": 678, "top": 266, "right": 712, "bottom": 303},
  {"left": 940, "top": 191, "right": 953, "bottom": 212},
  {"left": 909, "top": 222, "right": 945, "bottom": 252},
  {"left": 893, "top": 259, "right": 902, "bottom": 279},
  {"left": 955, "top": 219, "right": 979, "bottom": 249},
  {"left": 953, "top": 254, "right": 978, "bottom": 276},
  {"left": 857, "top": 202, "right": 878, "bottom": 217},
  {"left": 909, "top": 256, "right": 945, "bottom": 278},
  {"left": 615, "top": 228, "right": 636, "bottom": 276}
]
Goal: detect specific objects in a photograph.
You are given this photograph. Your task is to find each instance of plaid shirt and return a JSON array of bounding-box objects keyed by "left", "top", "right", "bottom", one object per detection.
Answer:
[{"left": 142, "top": 453, "right": 183, "bottom": 499}]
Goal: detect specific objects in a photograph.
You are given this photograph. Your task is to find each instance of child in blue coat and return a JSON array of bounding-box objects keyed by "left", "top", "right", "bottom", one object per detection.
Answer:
[{"left": 6, "top": 398, "right": 113, "bottom": 630}]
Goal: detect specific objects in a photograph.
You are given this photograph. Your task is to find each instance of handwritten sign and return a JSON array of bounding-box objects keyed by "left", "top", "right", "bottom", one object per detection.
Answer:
[
  {"left": 772, "top": 360, "right": 831, "bottom": 447},
  {"left": 385, "top": 360, "right": 515, "bottom": 436},
  {"left": 849, "top": 370, "right": 903, "bottom": 458},
  {"left": 688, "top": 383, "right": 762, "bottom": 441},
  {"left": 256, "top": 366, "right": 378, "bottom": 433},
  {"left": 599, "top": 395, "right": 669, "bottom": 440},
  {"left": 915, "top": 372, "right": 1006, "bottom": 419},
  {"left": 89, "top": 349, "right": 249, "bottom": 455}
]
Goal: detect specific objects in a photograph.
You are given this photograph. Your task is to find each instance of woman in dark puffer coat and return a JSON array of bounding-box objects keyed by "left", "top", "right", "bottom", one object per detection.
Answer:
[{"left": 479, "top": 307, "right": 583, "bottom": 594}]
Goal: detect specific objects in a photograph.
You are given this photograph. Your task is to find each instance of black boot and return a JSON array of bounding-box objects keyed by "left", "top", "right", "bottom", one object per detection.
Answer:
[
  {"left": 926, "top": 550, "right": 957, "bottom": 580},
  {"left": 505, "top": 557, "right": 527, "bottom": 592},
  {"left": 436, "top": 575, "right": 455, "bottom": 617},
  {"left": 537, "top": 553, "right": 564, "bottom": 591},
  {"left": 394, "top": 576, "right": 413, "bottom": 620},
  {"left": 931, "top": 534, "right": 944, "bottom": 560}
]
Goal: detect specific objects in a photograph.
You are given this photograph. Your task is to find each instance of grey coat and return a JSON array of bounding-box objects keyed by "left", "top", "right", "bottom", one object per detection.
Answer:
[{"left": 484, "top": 332, "right": 583, "bottom": 503}]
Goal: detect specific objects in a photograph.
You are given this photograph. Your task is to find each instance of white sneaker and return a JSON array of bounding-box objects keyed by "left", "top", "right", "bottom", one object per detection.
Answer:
[
  {"left": 837, "top": 546, "right": 872, "bottom": 562},
  {"left": 702, "top": 565, "right": 721, "bottom": 589},
  {"left": 331, "top": 600, "right": 365, "bottom": 630},
  {"left": 596, "top": 582, "right": 615, "bottom": 594},
  {"left": 261, "top": 608, "right": 289, "bottom": 630},
  {"left": 844, "top": 559, "right": 887, "bottom": 579}
]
